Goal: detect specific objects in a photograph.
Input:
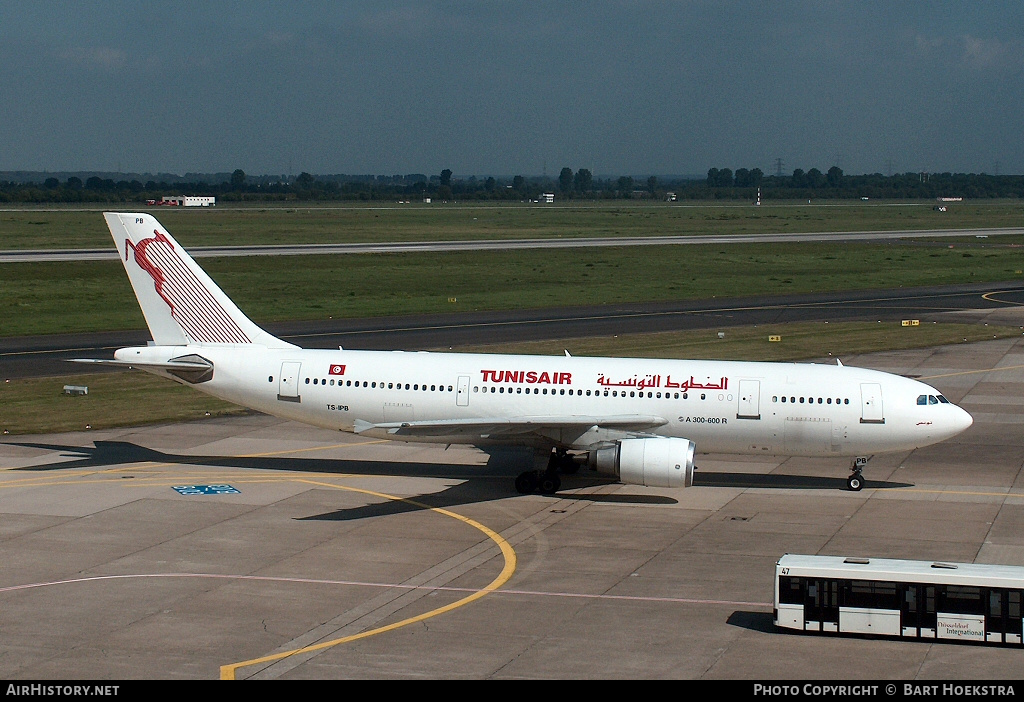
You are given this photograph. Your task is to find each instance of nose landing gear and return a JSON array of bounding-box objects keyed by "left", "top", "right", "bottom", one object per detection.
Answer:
[{"left": 847, "top": 456, "right": 869, "bottom": 491}]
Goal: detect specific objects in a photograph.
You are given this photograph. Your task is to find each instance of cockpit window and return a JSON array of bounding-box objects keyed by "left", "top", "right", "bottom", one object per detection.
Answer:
[
  {"left": 918, "top": 394, "right": 949, "bottom": 405},
  {"left": 937, "top": 395, "right": 950, "bottom": 403},
  {"left": 917, "top": 395, "right": 927, "bottom": 405}
]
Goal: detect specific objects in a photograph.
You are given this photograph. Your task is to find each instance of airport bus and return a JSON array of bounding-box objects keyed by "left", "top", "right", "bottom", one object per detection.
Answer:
[{"left": 774, "top": 554, "right": 1024, "bottom": 645}]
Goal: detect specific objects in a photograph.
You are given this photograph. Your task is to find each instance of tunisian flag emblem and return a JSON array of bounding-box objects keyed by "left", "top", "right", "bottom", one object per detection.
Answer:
[{"left": 329, "top": 364, "right": 346, "bottom": 375}]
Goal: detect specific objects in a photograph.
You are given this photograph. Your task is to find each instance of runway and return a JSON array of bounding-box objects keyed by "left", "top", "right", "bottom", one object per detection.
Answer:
[
  {"left": 3, "top": 226, "right": 1023, "bottom": 262},
  {"left": 2, "top": 304, "right": 1024, "bottom": 680},
  {"left": 3, "top": 282, "right": 1024, "bottom": 379}
]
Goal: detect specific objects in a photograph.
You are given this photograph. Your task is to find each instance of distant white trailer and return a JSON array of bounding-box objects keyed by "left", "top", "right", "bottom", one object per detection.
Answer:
[{"left": 151, "top": 196, "right": 216, "bottom": 207}]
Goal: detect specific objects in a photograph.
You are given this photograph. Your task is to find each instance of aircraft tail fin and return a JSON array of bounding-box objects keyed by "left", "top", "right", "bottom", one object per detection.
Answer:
[{"left": 104, "top": 212, "right": 295, "bottom": 348}]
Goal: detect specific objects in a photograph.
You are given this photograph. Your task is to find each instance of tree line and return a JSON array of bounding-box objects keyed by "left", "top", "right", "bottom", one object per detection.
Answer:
[{"left": 1, "top": 166, "right": 1023, "bottom": 203}]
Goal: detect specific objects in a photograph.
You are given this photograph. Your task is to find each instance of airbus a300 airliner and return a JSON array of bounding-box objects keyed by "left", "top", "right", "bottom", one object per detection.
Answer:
[{"left": 75, "top": 213, "right": 974, "bottom": 494}]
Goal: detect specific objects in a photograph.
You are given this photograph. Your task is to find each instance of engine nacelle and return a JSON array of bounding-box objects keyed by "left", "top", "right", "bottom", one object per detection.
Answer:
[{"left": 586, "top": 437, "right": 696, "bottom": 488}]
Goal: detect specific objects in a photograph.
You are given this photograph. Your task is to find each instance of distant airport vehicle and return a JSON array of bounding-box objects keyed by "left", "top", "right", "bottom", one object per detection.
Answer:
[
  {"left": 145, "top": 196, "right": 215, "bottom": 207},
  {"left": 74, "top": 213, "right": 973, "bottom": 494},
  {"left": 775, "top": 554, "right": 1024, "bottom": 645}
]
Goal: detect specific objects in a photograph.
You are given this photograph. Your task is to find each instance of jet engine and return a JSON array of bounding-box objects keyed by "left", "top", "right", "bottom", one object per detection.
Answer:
[{"left": 586, "top": 437, "right": 696, "bottom": 488}]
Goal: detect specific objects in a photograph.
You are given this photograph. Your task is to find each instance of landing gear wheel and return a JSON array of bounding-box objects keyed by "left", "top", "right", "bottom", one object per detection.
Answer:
[
  {"left": 515, "top": 471, "right": 538, "bottom": 494},
  {"left": 847, "top": 456, "right": 868, "bottom": 492},
  {"left": 538, "top": 473, "right": 562, "bottom": 495}
]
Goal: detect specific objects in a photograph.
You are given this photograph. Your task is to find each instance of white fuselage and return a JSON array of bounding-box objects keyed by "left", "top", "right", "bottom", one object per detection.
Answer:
[{"left": 115, "top": 344, "right": 973, "bottom": 457}]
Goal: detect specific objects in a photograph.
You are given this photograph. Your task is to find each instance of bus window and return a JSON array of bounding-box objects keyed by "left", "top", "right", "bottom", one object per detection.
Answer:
[
  {"left": 778, "top": 576, "right": 803, "bottom": 605},
  {"left": 846, "top": 580, "right": 899, "bottom": 610},
  {"left": 940, "top": 585, "right": 984, "bottom": 615}
]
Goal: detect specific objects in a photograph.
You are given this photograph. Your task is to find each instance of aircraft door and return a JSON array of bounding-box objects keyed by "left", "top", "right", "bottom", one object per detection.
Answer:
[
  {"left": 278, "top": 362, "right": 301, "bottom": 402},
  {"left": 457, "top": 375, "right": 470, "bottom": 407},
  {"left": 860, "top": 382, "right": 884, "bottom": 424},
  {"left": 737, "top": 379, "right": 760, "bottom": 419}
]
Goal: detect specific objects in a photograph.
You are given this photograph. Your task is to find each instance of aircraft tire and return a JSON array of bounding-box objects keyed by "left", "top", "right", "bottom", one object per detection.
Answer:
[
  {"left": 538, "top": 474, "right": 561, "bottom": 495},
  {"left": 516, "top": 471, "right": 538, "bottom": 494},
  {"left": 847, "top": 475, "right": 864, "bottom": 491}
]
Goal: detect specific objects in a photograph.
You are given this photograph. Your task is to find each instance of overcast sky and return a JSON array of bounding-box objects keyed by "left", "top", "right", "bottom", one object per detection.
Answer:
[{"left": 1, "top": 1, "right": 1022, "bottom": 178}]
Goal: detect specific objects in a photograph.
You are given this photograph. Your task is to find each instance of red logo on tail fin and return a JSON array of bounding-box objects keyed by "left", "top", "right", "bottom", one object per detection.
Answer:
[
  {"left": 126, "top": 228, "right": 251, "bottom": 344},
  {"left": 127, "top": 230, "right": 175, "bottom": 314}
]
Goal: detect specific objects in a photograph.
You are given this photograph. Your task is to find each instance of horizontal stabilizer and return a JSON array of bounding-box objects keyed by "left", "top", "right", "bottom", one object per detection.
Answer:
[
  {"left": 69, "top": 357, "right": 212, "bottom": 372},
  {"left": 69, "top": 352, "right": 214, "bottom": 383}
]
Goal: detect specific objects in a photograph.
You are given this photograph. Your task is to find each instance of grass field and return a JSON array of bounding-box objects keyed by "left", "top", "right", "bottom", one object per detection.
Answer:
[
  {"left": 2, "top": 321, "right": 1017, "bottom": 436},
  {"left": 3, "top": 200, "right": 1024, "bottom": 336},
  {"left": 3, "top": 238, "right": 1024, "bottom": 336},
  {"left": 2, "top": 201, "right": 1022, "bottom": 434},
  {"left": 1, "top": 199, "right": 1023, "bottom": 249}
]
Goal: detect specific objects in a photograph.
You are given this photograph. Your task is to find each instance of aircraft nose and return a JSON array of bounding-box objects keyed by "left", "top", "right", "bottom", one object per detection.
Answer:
[{"left": 957, "top": 406, "right": 974, "bottom": 433}]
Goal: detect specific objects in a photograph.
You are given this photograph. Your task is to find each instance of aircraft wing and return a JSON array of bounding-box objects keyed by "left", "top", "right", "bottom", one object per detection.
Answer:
[{"left": 353, "top": 414, "right": 669, "bottom": 443}]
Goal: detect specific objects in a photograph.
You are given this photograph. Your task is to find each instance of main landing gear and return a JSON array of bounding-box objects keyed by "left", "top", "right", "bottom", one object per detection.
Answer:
[
  {"left": 847, "top": 456, "right": 869, "bottom": 491},
  {"left": 516, "top": 448, "right": 578, "bottom": 495}
]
